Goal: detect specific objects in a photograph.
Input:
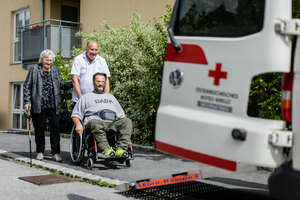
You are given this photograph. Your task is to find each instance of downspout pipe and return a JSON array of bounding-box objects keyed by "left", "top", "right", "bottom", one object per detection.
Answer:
[
  {"left": 41, "top": 0, "right": 44, "bottom": 21},
  {"left": 41, "top": 0, "right": 47, "bottom": 50}
]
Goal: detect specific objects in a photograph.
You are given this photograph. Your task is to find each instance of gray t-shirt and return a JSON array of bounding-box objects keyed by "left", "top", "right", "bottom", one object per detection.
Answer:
[{"left": 71, "top": 92, "right": 125, "bottom": 125}]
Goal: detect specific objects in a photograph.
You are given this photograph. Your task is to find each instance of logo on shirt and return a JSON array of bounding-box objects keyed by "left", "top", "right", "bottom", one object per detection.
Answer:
[{"left": 95, "top": 99, "right": 113, "bottom": 104}]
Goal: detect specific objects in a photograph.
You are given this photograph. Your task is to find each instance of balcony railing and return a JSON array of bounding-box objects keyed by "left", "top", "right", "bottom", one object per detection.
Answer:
[{"left": 19, "top": 19, "right": 82, "bottom": 69}]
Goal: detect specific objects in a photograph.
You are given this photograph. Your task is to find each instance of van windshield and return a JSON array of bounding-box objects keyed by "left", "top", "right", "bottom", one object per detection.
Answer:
[{"left": 174, "top": 0, "right": 265, "bottom": 37}]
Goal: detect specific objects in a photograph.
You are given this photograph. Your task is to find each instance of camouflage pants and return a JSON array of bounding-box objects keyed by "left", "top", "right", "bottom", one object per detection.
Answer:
[{"left": 85, "top": 118, "right": 132, "bottom": 152}]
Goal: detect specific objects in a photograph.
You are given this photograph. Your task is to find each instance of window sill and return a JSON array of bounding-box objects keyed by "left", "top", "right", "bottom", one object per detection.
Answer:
[
  {"left": 10, "top": 61, "right": 22, "bottom": 65},
  {"left": 8, "top": 129, "right": 28, "bottom": 133}
]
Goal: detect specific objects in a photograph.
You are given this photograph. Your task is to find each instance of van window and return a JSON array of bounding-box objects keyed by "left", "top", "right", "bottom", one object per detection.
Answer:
[{"left": 174, "top": 0, "right": 265, "bottom": 37}]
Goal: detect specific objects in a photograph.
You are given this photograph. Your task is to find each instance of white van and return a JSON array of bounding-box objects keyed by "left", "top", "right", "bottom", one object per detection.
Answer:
[{"left": 155, "top": 0, "right": 300, "bottom": 198}]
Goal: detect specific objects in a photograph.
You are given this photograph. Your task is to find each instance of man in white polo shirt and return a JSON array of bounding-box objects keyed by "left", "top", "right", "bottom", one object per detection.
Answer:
[{"left": 71, "top": 40, "right": 111, "bottom": 102}]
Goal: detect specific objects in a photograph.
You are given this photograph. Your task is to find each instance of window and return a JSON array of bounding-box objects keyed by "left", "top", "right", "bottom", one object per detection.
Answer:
[
  {"left": 12, "top": 83, "right": 27, "bottom": 130},
  {"left": 14, "top": 8, "right": 30, "bottom": 62},
  {"left": 174, "top": 0, "right": 265, "bottom": 37}
]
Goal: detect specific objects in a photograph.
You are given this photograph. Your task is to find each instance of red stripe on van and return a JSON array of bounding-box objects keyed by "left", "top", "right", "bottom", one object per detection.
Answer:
[
  {"left": 165, "top": 43, "right": 208, "bottom": 65},
  {"left": 156, "top": 140, "right": 237, "bottom": 171}
]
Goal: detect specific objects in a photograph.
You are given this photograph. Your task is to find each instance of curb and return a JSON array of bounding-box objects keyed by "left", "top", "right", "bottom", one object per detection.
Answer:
[{"left": 0, "top": 149, "right": 127, "bottom": 186}]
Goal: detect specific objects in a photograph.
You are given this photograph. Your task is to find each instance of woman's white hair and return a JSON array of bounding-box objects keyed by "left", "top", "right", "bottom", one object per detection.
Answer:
[{"left": 39, "top": 49, "right": 55, "bottom": 63}]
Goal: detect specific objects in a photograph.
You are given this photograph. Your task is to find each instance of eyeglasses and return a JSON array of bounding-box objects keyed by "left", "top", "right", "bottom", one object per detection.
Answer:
[{"left": 95, "top": 80, "right": 105, "bottom": 84}]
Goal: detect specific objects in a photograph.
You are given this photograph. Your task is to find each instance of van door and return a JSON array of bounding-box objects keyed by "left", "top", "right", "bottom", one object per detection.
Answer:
[
  {"left": 155, "top": 0, "right": 292, "bottom": 171},
  {"left": 292, "top": 34, "right": 300, "bottom": 171}
]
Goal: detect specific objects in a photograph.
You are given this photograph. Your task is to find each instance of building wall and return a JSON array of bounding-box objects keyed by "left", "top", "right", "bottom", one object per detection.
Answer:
[
  {"left": 80, "top": 0, "right": 175, "bottom": 33},
  {"left": 0, "top": 0, "right": 41, "bottom": 130},
  {"left": 0, "top": 0, "right": 174, "bottom": 130},
  {"left": 45, "top": 0, "right": 62, "bottom": 20}
]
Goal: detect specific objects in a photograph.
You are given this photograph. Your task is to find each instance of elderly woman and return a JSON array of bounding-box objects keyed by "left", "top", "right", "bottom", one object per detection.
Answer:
[{"left": 23, "top": 49, "right": 72, "bottom": 162}]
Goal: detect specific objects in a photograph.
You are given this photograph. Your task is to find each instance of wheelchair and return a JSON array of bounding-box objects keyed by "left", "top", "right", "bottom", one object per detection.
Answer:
[{"left": 70, "top": 123, "right": 134, "bottom": 170}]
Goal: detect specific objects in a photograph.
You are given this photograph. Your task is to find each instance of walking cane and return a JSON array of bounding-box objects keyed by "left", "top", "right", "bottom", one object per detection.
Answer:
[{"left": 26, "top": 109, "right": 32, "bottom": 167}]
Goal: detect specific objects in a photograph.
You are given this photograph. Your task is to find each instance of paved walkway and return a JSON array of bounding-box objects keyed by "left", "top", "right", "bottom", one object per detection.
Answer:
[
  {"left": 0, "top": 149, "right": 127, "bottom": 185},
  {"left": 0, "top": 155, "right": 134, "bottom": 200}
]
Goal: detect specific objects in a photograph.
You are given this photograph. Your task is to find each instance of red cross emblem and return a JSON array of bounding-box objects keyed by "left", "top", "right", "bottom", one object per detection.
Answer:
[{"left": 208, "top": 63, "right": 227, "bottom": 86}]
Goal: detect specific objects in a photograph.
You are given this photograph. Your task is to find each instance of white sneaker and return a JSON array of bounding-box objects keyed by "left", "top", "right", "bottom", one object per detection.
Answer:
[
  {"left": 36, "top": 153, "right": 43, "bottom": 160},
  {"left": 52, "top": 154, "right": 63, "bottom": 162}
]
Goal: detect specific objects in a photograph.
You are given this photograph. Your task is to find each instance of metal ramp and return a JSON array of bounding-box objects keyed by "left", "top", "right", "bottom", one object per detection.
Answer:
[{"left": 118, "top": 180, "right": 274, "bottom": 200}]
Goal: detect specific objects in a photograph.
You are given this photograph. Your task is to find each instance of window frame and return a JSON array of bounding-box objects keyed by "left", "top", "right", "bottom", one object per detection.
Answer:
[
  {"left": 13, "top": 8, "right": 30, "bottom": 63},
  {"left": 11, "top": 82, "right": 27, "bottom": 130}
]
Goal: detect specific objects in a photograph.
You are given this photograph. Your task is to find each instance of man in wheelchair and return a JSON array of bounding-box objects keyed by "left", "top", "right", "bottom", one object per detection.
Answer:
[{"left": 71, "top": 72, "right": 132, "bottom": 158}]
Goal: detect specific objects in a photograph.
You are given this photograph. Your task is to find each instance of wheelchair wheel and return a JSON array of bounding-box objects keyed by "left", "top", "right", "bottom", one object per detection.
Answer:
[
  {"left": 87, "top": 158, "right": 93, "bottom": 170},
  {"left": 70, "top": 125, "right": 85, "bottom": 165},
  {"left": 126, "top": 160, "right": 132, "bottom": 167}
]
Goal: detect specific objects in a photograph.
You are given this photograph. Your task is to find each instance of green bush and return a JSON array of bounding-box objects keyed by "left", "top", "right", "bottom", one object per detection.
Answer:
[
  {"left": 293, "top": 0, "right": 300, "bottom": 18},
  {"left": 62, "top": 7, "right": 171, "bottom": 145},
  {"left": 248, "top": 73, "right": 282, "bottom": 120},
  {"left": 53, "top": 49, "right": 82, "bottom": 133}
]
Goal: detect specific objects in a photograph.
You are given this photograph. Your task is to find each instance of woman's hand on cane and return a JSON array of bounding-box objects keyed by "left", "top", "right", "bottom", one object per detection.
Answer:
[
  {"left": 25, "top": 104, "right": 31, "bottom": 111},
  {"left": 23, "top": 104, "right": 32, "bottom": 119}
]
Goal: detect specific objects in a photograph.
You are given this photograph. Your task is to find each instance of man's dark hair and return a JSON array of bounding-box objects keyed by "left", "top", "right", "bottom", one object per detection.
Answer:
[{"left": 93, "top": 72, "right": 107, "bottom": 81}]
